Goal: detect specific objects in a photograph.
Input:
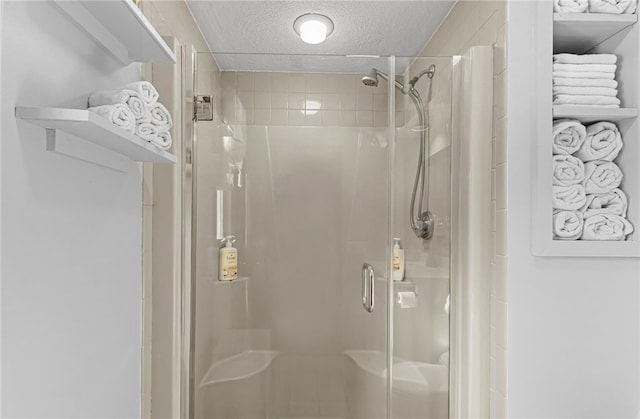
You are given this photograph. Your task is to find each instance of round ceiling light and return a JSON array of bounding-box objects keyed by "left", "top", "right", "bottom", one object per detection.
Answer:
[{"left": 293, "top": 13, "right": 334, "bottom": 45}]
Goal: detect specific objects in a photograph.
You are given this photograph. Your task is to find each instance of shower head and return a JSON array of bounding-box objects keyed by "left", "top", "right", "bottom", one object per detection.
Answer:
[{"left": 361, "top": 68, "right": 379, "bottom": 87}]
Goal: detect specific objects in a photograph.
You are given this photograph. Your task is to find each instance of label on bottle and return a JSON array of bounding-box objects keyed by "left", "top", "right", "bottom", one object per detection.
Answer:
[
  {"left": 392, "top": 253, "right": 400, "bottom": 271},
  {"left": 222, "top": 251, "right": 238, "bottom": 280}
]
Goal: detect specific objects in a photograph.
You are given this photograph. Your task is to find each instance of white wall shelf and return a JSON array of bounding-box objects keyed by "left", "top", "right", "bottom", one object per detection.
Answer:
[
  {"left": 16, "top": 107, "right": 176, "bottom": 164},
  {"left": 553, "top": 106, "right": 639, "bottom": 123},
  {"left": 553, "top": 13, "right": 637, "bottom": 53},
  {"left": 50, "top": 0, "right": 176, "bottom": 65}
]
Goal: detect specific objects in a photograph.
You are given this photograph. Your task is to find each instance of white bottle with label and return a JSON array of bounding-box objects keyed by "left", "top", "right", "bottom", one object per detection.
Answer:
[
  {"left": 392, "top": 238, "right": 405, "bottom": 281},
  {"left": 219, "top": 236, "right": 238, "bottom": 281}
]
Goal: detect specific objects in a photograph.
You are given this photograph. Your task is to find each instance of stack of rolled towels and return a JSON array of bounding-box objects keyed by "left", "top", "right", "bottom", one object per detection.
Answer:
[
  {"left": 87, "top": 81, "right": 173, "bottom": 151},
  {"left": 552, "top": 119, "right": 633, "bottom": 240},
  {"left": 553, "top": 53, "right": 620, "bottom": 108},
  {"left": 554, "top": 0, "right": 637, "bottom": 13}
]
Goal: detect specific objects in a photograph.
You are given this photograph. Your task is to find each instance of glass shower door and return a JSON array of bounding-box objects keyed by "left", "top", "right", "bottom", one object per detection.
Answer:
[{"left": 188, "top": 53, "right": 396, "bottom": 419}]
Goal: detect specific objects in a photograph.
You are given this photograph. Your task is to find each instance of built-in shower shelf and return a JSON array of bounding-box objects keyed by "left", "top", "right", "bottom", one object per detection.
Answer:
[
  {"left": 16, "top": 107, "right": 176, "bottom": 164},
  {"left": 553, "top": 13, "right": 637, "bottom": 53},
  {"left": 552, "top": 106, "right": 638, "bottom": 123},
  {"left": 49, "top": 0, "right": 176, "bottom": 65},
  {"left": 215, "top": 276, "right": 249, "bottom": 284}
]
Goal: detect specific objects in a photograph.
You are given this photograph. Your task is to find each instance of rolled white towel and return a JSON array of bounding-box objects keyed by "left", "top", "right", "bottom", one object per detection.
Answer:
[
  {"left": 584, "top": 160, "right": 623, "bottom": 193},
  {"left": 553, "top": 77, "right": 618, "bottom": 88},
  {"left": 89, "top": 88, "right": 149, "bottom": 120},
  {"left": 581, "top": 188, "right": 628, "bottom": 218},
  {"left": 553, "top": 119, "right": 586, "bottom": 155},
  {"left": 135, "top": 122, "right": 159, "bottom": 142},
  {"left": 589, "top": 0, "right": 637, "bottom": 14},
  {"left": 124, "top": 81, "right": 159, "bottom": 106},
  {"left": 553, "top": 95, "right": 620, "bottom": 106},
  {"left": 553, "top": 184, "right": 587, "bottom": 211},
  {"left": 553, "top": 155, "right": 585, "bottom": 186},
  {"left": 553, "top": 53, "right": 617, "bottom": 65},
  {"left": 575, "top": 121, "right": 622, "bottom": 162},
  {"left": 554, "top": 0, "right": 589, "bottom": 12},
  {"left": 88, "top": 104, "right": 135, "bottom": 133},
  {"left": 581, "top": 214, "right": 634, "bottom": 241},
  {"left": 553, "top": 71, "right": 616, "bottom": 80},
  {"left": 553, "top": 86, "right": 618, "bottom": 97},
  {"left": 553, "top": 210, "right": 585, "bottom": 240},
  {"left": 151, "top": 131, "right": 172, "bottom": 151},
  {"left": 553, "top": 63, "right": 617, "bottom": 73},
  {"left": 148, "top": 103, "right": 173, "bottom": 131}
]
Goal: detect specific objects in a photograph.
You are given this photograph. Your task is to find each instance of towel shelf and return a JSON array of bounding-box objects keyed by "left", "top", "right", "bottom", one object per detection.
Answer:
[
  {"left": 16, "top": 107, "right": 176, "bottom": 164},
  {"left": 553, "top": 106, "right": 639, "bottom": 123},
  {"left": 553, "top": 13, "right": 638, "bottom": 54},
  {"left": 49, "top": 0, "right": 176, "bottom": 65},
  {"left": 532, "top": 3, "right": 640, "bottom": 257}
]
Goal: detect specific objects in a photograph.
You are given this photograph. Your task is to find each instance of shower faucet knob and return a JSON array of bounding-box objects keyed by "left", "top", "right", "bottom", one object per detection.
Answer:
[{"left": 413, "top": 210, "right": 434, "bottom": 240}]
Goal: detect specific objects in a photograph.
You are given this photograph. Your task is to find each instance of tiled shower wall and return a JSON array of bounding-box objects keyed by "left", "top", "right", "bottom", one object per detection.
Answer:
[
  {"left": 221, "top": 71, "right": 404, "bottom": 127},
  {"left": 419, "top": 1, "right": 508, "bottom": 417}
]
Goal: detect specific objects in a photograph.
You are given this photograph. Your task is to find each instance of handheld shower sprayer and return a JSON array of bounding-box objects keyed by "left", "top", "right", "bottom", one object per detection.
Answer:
[{"left": 360, "top": 65, "right": 437, "bottom": 240}]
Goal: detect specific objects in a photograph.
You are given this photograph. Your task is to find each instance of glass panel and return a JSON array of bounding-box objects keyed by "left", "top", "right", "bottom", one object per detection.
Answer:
[
  {"left": 190, "top": 53, "right": 394, "bottom": 419},
  {"left": 390, "top": 56, "right": 453, "bottom": 419}
]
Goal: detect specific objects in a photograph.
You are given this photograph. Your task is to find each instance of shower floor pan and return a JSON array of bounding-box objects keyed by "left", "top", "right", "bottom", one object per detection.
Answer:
[{"left": 200, "top": 350, "right": 279, "bottom": 387}]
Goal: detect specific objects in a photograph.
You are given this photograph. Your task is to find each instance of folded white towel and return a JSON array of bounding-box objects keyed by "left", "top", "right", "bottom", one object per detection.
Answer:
[
  {"left": 147, "top": 103, "right": 173, "bottom": 131},
  {"left": 124, "top": 81, "right": 159, "bottom": 106},
  {"left": 88, "top": 104, "right": 135, "bottom": 133},
  {"left": 553, "top": 184, "right": 587, "bottom": 211},
  {"left": 554, "top": 95, "right": 621, "bottom": 106},
  {"left": 589, "top": 0, "right": 637, "bottom": 14},
  {"left": 553, "top": 77, "right": 618, "bottom": 88},
  {"left": 136, "top": 122, "right": 159, "bottom": 142},
  {"left": 553, "top": 53, "right": 617, "bottom": 65},
  {"left": 581, "top": 214, "right": 634, "bottom": 241},
  {"left": 584, "top": 160, "right": 623, "bottom": 193},
  {"left": 553, "top": 210, "right": 585, "bottom": 240},
  {"left": 581, "top": 188, "right": 628, "bottom": 218},
  {"left": 553, "top": 71, "right": 616, "bottom": 79},
  {"left": 553, "top": 63, "right": 617, "bottom": 73},
  {"left": 553, "top": 155, "right": 585, "bottom": 186},
  {"left": 554, "top": 0, "right": 589, "bottom": 12},
  {"left": 553, "top": 86, "right": 618, "bottom": 97},
  {"left": 89, "top": 89, "right": 149, "bottom": 120},
  {"left": 575, "top": 122, "right": 622, "bottom": 162},
  {"left": 553, "top": 119, "right": 586, "bottom": 155},
  {"left": 152, "top": 131, "right": 172, "bottom": 151}
]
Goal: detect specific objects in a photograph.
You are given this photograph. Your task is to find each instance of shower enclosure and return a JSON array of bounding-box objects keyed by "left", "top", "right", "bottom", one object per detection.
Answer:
[{"left": 186, "top": 54, "right": 453, "bottom": 419}]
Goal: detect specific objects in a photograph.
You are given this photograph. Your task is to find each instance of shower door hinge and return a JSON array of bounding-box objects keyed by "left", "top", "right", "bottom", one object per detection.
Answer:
[{"left": 194, "top": 95, "right": 214, "bottom": 121}]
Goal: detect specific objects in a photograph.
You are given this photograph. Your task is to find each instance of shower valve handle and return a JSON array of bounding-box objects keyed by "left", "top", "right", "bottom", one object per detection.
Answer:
[{"left": 412, "top": 210, "right": 434, "bottom": 240}]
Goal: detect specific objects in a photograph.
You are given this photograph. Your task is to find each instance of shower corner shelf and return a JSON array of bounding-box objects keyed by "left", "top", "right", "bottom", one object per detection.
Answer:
[
  {"left": 50, "top": 0, "right": 176, "bottom": 65},
  {"left": 16, "top": 107, "right": 177, "bottom": 164},
  {"left": 214, "top": 276, "right": 249, "bottom": 284}
]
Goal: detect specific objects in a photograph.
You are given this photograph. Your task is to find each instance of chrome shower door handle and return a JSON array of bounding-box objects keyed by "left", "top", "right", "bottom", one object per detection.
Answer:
[{"left": 362, "top": 263, "right": 375, "bottom": 313}]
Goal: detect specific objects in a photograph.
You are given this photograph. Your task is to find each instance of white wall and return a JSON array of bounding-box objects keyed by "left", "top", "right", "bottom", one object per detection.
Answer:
[
  {"left": 507, "top": 2, "right": 639, "bottom": 417},
  {"left": 2, "top": 2, "right": 142, "bottom": 417}
]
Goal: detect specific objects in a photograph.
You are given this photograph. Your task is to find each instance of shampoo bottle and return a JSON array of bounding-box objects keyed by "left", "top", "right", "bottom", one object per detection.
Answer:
[
  {"left": 392, "top": 238, "right": 405, "bottom": 281},
  {"left": 219, "top": 236, "right": 238, "bottom": 281}
]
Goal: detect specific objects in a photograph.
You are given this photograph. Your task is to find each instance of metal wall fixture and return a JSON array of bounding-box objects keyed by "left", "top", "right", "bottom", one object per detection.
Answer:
[{"left": 194, "top": 95, "right": 214, "bottom": 121}]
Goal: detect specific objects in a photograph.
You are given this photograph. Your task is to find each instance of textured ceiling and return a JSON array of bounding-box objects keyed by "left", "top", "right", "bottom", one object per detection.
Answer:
[{"left": 186, "top": 1, "right": 455, "bottom": 73}]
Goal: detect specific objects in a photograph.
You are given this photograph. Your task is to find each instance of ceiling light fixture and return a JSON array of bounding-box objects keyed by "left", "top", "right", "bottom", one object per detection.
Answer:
[{"left": 293, "top": 13, "right": 334, "bottom": 45}]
